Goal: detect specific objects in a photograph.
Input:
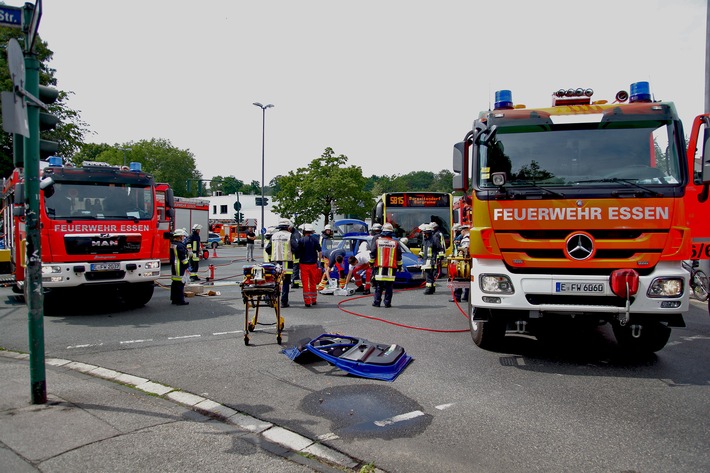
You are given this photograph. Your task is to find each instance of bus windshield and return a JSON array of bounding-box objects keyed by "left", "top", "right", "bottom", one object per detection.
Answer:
[{"left": 44, "top": 182, "right": 154, "bottom": 220}]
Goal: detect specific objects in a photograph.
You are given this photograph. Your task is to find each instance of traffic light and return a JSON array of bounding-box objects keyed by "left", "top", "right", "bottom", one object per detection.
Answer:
[
  {"left": 234, "top": 212, "right": 244, "bottom": 222},
  {"left": 38, "top": 85, "right": 60, "bottom": 159},
  {"left": 256, "top": 197, "right": 269, "bottom": 206},
  {"left": 255, "top": 197, "right": 262, "bottom": 206},
  {"left": 262, "top": 197, "right": 269, "bottom": 205}
]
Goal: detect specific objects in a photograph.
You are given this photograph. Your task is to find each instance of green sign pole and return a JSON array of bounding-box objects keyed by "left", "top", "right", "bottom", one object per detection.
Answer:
[{"left": 23, "top": 3, "right": 46, "bottom": 405}]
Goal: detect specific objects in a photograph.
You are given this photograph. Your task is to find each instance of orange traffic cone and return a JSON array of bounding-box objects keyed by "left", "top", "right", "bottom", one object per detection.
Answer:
[{"left": 212, "top": 246, "right": 218, "bottom": 258}]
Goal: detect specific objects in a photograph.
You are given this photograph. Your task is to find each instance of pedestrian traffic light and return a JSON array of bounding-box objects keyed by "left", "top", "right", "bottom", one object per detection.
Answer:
[{"left": 38, "top": 85, "right": 60, "bottom": 159}]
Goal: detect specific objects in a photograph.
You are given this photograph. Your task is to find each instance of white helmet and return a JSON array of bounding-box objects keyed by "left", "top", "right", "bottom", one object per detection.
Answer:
[
  {"left": 324, "top": 225, "right": 333, "bottom": 231},
  {"left": 173, "top": 228, "right": 188, "bottom": 238},
  {"left": 303, "top": 223, "right": 315, "bottom": 233},
  {"left": 371, "top": 223, "right": 382, "bottom": 231},
  {"left": 382, "top": 223, "right": 394, "bottom": 233},
  {"left": 278, "top": 218, "right": 291, "bottom": 229},
  {"left": 430, "top": 222, "right": 439, "bottom": 229},
  {"left": 423, "top": 224, "right": 433, "bottom": 233},
  {"left": 192, "top": 224, "right": 202, "bottom": 230}
]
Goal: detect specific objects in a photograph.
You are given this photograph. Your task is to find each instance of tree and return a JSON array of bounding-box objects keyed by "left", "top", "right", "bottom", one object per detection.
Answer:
[
  {"left": 0, "top": 27, "right": 90, "bottom": 176},
  {"left": 73, "top": 139, "right": 201, "bottom": 197},
  {"left": 273, "top": 148, "right": 372, "bottom": 226}
]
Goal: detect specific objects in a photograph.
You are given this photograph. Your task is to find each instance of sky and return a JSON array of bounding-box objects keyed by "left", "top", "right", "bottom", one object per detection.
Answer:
[{"left": 34, "top": 0, "right": 708, "bottom": 187}]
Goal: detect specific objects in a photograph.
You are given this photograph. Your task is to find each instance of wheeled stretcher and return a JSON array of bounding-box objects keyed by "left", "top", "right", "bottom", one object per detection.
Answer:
[{"left": 240, "top": 263, "right": 284, "bottom": 345}]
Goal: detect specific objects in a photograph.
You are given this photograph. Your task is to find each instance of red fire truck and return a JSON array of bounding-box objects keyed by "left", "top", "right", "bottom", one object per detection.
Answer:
[
  {"left": 452, "top": 82, "right": 710, "bottom": 353},
  {"left": 2, "top": 158, "right": 174, "bottom": 307}
]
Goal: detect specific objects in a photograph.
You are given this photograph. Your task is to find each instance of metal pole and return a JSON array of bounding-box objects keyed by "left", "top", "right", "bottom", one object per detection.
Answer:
[
  {"left": 23, "top": 4, "right": 46, "bottom": 404},
  {"left": 254, "top": 102, "right": 273, "bottom": 247},
  {"left": 260, "top": 108, "right": 266, "bottom": 248}
]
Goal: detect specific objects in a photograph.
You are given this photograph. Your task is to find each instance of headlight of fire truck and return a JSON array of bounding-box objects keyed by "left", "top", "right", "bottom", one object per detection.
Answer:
[
  {"left": 647, "top": 278, "right": 683, "bottom": 298},
  {"left": 479, "top": 274, "right": 514, "bottom": 294},
  {"left": 145, "top": 261, "right": 160, "bottom": 270},
  {"left": 41, "top": 265, "right": 63, "bottom": 283}
]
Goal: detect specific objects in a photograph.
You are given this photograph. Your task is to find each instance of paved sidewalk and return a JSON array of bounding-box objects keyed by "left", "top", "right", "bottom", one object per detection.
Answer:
[{"left": 0, "top": 351, "right": 368, "bottom": 473}]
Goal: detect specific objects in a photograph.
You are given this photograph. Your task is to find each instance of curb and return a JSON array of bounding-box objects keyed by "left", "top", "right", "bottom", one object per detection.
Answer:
[{"left": 0, "top": 350, "right": 379, "bottom": 472}]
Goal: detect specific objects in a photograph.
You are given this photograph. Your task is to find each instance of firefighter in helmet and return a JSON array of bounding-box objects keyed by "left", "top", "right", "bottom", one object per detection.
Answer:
[
  {"left": 266, "top": 219, "right": 298, "bottom": 307},
  {"left": 170, "top": 228, "right": 190, "bottom": 305},
  {"left": 188, "top": 224, "right": 202, "bottom": 281},
  {"left": 369, "top": 223, "right": 402, "bottom": 308},
  {"left": 421, "top": 224, "right": 443, "bottom": 295}
]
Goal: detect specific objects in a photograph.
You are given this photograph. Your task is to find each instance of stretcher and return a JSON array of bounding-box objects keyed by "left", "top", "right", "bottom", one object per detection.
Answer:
[{"left": 240, "top": 263, "right": 284, "bottom": 345}]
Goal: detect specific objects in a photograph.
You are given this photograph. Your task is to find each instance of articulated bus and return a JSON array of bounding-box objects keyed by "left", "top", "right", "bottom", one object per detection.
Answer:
[{"left": 371, "top": 192, "right": 453, "bottom": 255}]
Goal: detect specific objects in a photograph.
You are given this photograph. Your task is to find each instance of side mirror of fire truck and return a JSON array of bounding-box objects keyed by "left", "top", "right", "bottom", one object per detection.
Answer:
[
  {"left": 12, "top": 183, "right": 23, "bottom": 217},
  {"left": 702, "top": 127, "right": 710, "bottom": 184},
  {"left": 452, "top": 141, "right": 467, "bottom": 191}
]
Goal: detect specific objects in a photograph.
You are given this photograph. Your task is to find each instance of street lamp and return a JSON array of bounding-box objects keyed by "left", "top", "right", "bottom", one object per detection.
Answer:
[{"left": 253, "top": 102, "right": 274, "bottom": 247}]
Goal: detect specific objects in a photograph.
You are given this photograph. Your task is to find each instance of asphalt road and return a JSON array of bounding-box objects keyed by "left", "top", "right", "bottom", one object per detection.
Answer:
[{"left": 2, "top": 245, "right": 710, "bottom": 473}]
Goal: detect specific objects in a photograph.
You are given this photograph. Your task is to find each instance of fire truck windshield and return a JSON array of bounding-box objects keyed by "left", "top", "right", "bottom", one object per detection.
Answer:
[
  {"left": 478, "top": 121, "right": 681, "bottom": 188},
  {"left": 44, "top": 182, "right": 154, "bottom": 220}
]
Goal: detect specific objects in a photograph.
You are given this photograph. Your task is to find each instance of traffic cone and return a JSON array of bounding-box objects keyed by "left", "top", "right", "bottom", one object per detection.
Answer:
[{"left": 212, "top": 246, "right": 218, "bottom": 258}]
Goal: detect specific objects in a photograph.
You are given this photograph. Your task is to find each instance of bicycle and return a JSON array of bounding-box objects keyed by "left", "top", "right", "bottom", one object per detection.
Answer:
[{"left": 682, "top": 260, "right": 710, "bottom": 302}]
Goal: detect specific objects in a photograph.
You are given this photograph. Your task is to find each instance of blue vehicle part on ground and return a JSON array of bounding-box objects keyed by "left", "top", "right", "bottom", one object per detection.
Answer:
[{"left": 283, "top": 333, "right": 413, "bottom": 382}]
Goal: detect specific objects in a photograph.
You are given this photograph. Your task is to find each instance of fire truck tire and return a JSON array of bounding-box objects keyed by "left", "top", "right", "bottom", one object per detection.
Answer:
[
  {"left": 122, "top": 282, "right": 155, "bottom": 307},
  {"left": 612, "top": 321, "right": 671, "bottom": 353},
  {"left": 469, "top": 306, "right": 506, "bottom": 350}
]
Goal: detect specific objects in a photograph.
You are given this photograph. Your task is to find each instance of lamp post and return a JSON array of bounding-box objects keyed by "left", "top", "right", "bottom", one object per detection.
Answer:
[{"left": 253, "top": 102, "right": 274, "bottom": 247}]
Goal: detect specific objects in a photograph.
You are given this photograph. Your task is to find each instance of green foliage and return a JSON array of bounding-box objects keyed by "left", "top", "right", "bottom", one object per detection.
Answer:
[
  {"left": 368, "top": 169, "right": 454, "bottom": 195},
  {"left": 273, "top": 147, "right": 373, "bottom": 226},
  {"left": 0, "top": 27, "right": 90, "bottom": 176},
  {"left": 75, "top": 139, "right": 201, "bottom": 197}
]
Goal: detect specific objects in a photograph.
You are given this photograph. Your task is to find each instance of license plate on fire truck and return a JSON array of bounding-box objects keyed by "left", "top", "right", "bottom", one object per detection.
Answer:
[
  {"left": 555, "top": 281, "right": 605, "bottom": 294},
  {"left": 90, "top": 262, "right": 120, "bottom": 271}
]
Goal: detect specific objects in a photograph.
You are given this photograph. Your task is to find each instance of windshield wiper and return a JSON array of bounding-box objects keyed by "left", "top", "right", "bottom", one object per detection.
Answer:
[
  {"left": 498, "top": 180, "right": 565, "bottom": 198},
  {"left": 573, "top": 178, "right": 661, "bottom": 197}
]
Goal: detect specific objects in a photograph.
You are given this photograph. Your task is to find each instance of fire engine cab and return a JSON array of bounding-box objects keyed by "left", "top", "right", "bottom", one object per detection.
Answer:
[
  {"left": 2, "top": 158, "right": 173, "bottom": 307},
  {"left": 452, "top": 82, "right": 710, "bottom": 353}
]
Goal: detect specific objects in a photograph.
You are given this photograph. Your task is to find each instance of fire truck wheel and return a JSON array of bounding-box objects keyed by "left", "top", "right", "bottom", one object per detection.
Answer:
[
  {"left": 122, "top": 282, "right": 155, "bottom": 308},
  {"left": 612, "top": 321, "right": 671, "bottom": 354},
  {"left": 469, "top": 306, "right": 506, "bottom": 350}
]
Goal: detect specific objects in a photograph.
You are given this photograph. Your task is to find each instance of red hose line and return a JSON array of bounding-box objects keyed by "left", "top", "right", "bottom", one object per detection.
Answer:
[{"left": 336, "top": 284, "right": 469, "bottom": 333}]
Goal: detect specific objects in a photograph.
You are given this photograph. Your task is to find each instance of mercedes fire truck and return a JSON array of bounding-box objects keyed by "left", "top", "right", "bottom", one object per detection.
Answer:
[{"left": 452, "top": 82, "right": 710, "bottom": 353}]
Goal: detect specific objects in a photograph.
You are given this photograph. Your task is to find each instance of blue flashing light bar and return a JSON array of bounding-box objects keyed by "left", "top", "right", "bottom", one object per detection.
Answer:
[
  {"left": 629, "top": 81, "right": 651, "bottom": 103},
  {"left": 129, "top": 162, "right": 142, "bottom": 172},
  {"left": 48, "top": 156, "right": 62, "bottom": 167},
  {"left": 494, "top": 90, "right": 513, "bottom": 110}
]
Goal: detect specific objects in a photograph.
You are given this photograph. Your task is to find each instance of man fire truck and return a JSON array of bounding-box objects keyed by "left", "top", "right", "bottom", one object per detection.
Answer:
[
  {"left": 452, "top": 82, "right": 710, "bottom": 353},
  {"left": 2, "top": 158, "right": 173, "bottom": 307}
]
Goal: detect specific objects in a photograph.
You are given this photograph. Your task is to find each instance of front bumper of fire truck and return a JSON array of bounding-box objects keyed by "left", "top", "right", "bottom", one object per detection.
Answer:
[
  {"left": 471, "top": 259, "right": 690, "bottom": 316},
  {"left": 41, "top": 259, "right": 161, "bottom": 287}
]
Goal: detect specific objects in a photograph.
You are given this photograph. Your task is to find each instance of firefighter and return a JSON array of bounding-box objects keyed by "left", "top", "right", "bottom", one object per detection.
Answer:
[
  {"left": 366, "top": 223, "right": 383, "bottom": 253},
  {"left": 452, "top": 224, "right": 471, "bottom": 303},
  {"left": 266, "top": 219, "right": 298, "bottom": 307},
  {"left": 262, "top": 227, "right": 275, "bottom": 262},
  {"left": 430, "top": 221, "right": 446, "bottom": 277},
  {"left": 291, "top": 223, "right": 303, "bottom": 289},
  {"left": 296, "top": 223, "right": 321, "bottom": 307},
  {"left": 369, "top": 223, "right": 402, "bottom": 308},
  {"left": 170, "top": 228, "right": 190, "bottom": 306},
  {"left": 422, "top": 224, "right": 443, "bottom": 295},
  {"left": 345, "top": 253, "right": 372, "bottom": 295},
  {"left": 188, "top": 224, "right": 202, "bottom": 281}
]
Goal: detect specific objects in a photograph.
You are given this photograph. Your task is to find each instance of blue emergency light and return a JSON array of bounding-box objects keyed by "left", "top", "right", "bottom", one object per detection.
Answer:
[
  {"left": 629, "top": 81, "right": 651, "bottom": 103},
  {"left": 48, "top": 156, "right": 62, "bottom": 167},
  {"left": 129, "top": 162, "right": 142, "bottom": 172},
  {"left": 494, "top": 90, "right": 514, "bottom": 110}
]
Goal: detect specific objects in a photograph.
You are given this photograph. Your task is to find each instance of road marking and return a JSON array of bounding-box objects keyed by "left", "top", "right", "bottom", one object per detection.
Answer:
[
  {"left": 374, "top": 410, "right": 425, "bottom": 427},
  {"left": 119, "top": 339, "right": 154, "bottom": 345},
  {"left": 213, "top": 330, "right": 242, "bottom": 335},
  {"left": 318, "top": 433, "right": 340, "bottom": 441},
  {"left": 435, "top": 403, "right": 455, "bottom": 410},
  {"left": 67, "top": 343, "right": 104, "bottom": 349},
  {"left": 168, "top": 334, "right": 202, "bottom": 340}
]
